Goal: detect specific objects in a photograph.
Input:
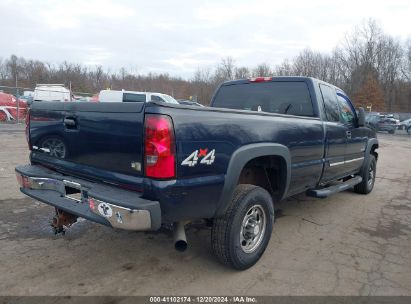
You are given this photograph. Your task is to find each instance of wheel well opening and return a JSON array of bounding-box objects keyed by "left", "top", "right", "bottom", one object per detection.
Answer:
[
  {"left": 371, "top": 144, "right": 379, "bottom": 161},
  {"left": 238, "top": 155, "right": 286, "bottom": 201}
]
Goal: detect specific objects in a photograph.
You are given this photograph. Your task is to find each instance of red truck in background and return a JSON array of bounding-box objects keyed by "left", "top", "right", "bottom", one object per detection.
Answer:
[{"left": 0, "top": 92, "right": 28, "bottom": 121}]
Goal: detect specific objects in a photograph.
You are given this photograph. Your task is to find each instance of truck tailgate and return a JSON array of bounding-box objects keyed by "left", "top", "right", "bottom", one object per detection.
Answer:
[{"left": 29, "top": 101, "right": 145, "bottom": 184}]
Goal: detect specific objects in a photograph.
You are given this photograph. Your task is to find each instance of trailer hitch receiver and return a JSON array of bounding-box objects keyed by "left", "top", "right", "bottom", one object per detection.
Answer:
[{"left": 51, "top": 208, "right": 78, "bottom": 235}]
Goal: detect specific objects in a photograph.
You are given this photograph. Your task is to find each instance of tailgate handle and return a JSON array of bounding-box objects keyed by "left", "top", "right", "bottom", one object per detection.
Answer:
[{"left": 64, "top": 117, "right": 77, "bottom": 127}]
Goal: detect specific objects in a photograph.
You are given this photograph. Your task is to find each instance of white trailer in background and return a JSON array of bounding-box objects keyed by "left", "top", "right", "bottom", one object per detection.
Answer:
[
  {"left": 98, "top": 89, "right": 179, "bottom": 104},
  {"left": 33, "top": 84, "right": 72, "bottom": 102}
]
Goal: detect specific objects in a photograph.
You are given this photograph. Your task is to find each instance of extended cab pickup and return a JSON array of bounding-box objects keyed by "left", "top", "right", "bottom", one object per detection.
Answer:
[{"left": 16, "top": 77, "right": 378, "bottom": 269}]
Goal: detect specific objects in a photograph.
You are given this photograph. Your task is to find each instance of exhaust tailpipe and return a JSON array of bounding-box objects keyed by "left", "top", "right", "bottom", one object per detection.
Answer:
[{"left": 174, "top": 221, "right": 188, "bottom": 252}]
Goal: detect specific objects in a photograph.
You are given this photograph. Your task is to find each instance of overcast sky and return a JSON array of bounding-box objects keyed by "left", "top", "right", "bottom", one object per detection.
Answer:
[{"left": 1, "top": 0, "right": 410, "bottom": 78}]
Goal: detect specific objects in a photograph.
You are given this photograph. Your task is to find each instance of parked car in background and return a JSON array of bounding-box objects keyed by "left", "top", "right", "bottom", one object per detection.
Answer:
[
  {"left": 99, "top": 90, "right": 179, "bottom": 104},
  {"left": 0, "top": 92, "right": 28, "bottom": 121},
  {"left": 366, "top": 114, "right": 398, "bottom": 134},
  {"left": 23, "top": 90, "right": 34, "bottom": 97},
  {"left": 385, "top": 114, "right": 400, "bottom": 125},
  {"left": 177, "top": 99, "right": 204, "bottom": 107},
  {"left": 18, "top": 91, "right": 34, "bottom": 103},
  {"left": 18, "top": 95, "right": 31, "bottom": 103},
  {"left": 90, "top": 94, "right": 99, "bottom": 102},
  {"left": 398, "top": 118, "right": 411, "bottom": 131},
  {"left": 73, "top": 96, "right": 92, "bottom": 102},
  {"left": 33, "top": 84, "right": 72, "bottom": 102}
]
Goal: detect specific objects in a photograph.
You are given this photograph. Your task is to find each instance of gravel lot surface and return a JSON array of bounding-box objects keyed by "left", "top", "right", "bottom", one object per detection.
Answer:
[{"left": 0, "top": 123, "right": 410, "bottom": 295}]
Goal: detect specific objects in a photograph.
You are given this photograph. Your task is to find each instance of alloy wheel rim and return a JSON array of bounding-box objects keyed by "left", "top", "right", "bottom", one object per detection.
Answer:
[{"left": 368, "top": 161, "right": 375, "bottom": 187}]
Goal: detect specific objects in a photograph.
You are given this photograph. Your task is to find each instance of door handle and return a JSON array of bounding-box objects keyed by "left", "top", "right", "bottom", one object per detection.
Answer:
[
  {"left": 346, "top": 131, "right": 352, "bottom": 139},
  {"left": 64, "top": 118, "right": 77, "bottom": 127}
]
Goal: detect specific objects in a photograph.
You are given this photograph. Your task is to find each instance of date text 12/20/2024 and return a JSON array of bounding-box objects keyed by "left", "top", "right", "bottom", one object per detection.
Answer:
[{"left": 149, "top": 296, "right": 257, "bottom": 303}]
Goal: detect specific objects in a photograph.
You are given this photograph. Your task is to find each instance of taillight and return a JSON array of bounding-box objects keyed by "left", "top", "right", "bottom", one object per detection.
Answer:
[
  {"left": 25, "top": 109, "right": 31, "bottom": 150},
  {"left": 144, "top": 114, "right": 176, "bottom": 179},
  {"left": 16, "top": 172, "right": 31, "bottom": 188},
  {"left": 249, "top": 77, "right": 272, "bottom": 82}
]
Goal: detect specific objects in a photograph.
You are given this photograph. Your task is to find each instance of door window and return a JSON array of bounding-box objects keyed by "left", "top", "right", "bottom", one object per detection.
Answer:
[
  {"left": 337, "top": 94, "right": 356, "bottom": 125},
  {"left": 319, "top": 84, "right": 340, "bottom": 122}
]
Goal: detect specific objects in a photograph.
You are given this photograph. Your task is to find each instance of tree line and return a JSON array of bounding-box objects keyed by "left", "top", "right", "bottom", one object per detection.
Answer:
[{"left": 0, "top": 19, "right": 410, "bottom": 112}]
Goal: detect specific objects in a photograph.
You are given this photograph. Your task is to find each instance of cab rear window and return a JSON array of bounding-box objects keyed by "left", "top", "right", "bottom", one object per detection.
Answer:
[{"left": 212, "top": 81, "right": 314, "bottom": 117}]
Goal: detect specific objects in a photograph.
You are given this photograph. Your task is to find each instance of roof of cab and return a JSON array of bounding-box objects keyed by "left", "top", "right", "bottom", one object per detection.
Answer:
[
  {"left": 221, "top": 76, "right": 345, "bottom": 94},
  {"left": 221, "top": 76, "right": 316, "bottom": 86}
]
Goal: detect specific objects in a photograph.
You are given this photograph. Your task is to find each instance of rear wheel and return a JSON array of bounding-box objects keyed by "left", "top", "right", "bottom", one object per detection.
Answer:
[
  {"left": 211, "top": 184, "right": 274, "bottom": 270},
  {"left": 354, "top": 154, "right": 376, "bottom": 194},
  {"left": 388, "top": 129, "right": 395, "bottom": 134}
]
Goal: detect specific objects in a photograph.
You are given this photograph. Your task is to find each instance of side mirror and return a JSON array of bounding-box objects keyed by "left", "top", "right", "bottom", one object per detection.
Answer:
[{"left": 358, "top": 107, "right": 365, "bottom": 127}]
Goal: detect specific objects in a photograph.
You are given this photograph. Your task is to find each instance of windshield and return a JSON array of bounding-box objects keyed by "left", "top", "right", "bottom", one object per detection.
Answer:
[{"left": 161, "top": 94, "right": 179, "bottom": 104}]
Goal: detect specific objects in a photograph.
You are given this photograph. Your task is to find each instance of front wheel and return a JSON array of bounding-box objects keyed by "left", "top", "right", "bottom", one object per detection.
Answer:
[
  {"left": 354, "top": 154, "right": 376, "bottom": 194},
  {"left": 211, "top": 184, "right": 274, "bottom": 270}
]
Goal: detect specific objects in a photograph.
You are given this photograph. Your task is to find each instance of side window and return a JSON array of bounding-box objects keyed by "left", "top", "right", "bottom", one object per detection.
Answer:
[
  {"left": 319, "top": 84, "right": 340, "bottom": 122},
  {"left": 337, "top": 94, "right": 355, "bottom": 125},
  {"left": 123, "top": 93, "right": 146, "bottom": 102},
  {"left": 151, "top": 95, "right": 165, "bottom": 102}
]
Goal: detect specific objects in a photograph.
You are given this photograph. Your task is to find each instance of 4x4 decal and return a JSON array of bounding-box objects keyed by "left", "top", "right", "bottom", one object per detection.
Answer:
[{"left": 181, "top": 149, "right": 216, "bottom": 167}]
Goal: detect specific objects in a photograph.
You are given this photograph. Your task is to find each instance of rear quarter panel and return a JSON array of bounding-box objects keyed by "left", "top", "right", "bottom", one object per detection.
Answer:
[{"left": 145, "top": 103, "right": 325, "bottom": 220}]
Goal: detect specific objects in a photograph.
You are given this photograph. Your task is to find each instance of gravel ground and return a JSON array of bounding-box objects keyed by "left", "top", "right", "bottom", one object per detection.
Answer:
[{"left": 0, "top": 123, "right": 410, "bottom": 296}]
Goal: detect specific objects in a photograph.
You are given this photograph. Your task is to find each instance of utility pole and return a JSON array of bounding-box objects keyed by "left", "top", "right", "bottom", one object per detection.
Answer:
[{"left": 15, "top": 74, "right": 19, "bottom": 123}]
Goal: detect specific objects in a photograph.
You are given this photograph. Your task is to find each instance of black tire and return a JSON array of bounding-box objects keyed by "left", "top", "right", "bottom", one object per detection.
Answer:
[
  {"left": 211, "top": 184, "right": 274, "bottom": 270},
  {"left": 39, "top": 136, "right": 67, "bottom": 159},
  {"left": 354, "top": 154, "right": 376, "bottom": 194},
  {"left": 388, "top": 129, "right": 395, "bottom": 134}
]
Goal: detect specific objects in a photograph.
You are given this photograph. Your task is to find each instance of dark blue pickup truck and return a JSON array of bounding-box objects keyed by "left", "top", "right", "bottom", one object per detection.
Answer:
[{"left": 16, "top": 77, "right": 378, "bottom": 269}]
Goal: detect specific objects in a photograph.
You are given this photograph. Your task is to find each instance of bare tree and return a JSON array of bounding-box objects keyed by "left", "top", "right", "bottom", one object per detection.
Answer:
[
  {"left": 403, "top": 38, "right": 411, "bottom": 81},
  {"left": 235, "top": 66, "right": 250, "bottom": 79},
  {"left": 214, "top": 57, "right": 236, "bottom": 83},
  {"left": 192, "top": 67, "right": 214, "bottom": 104},
  {"left": 0, "top": 58, "right": 8, "bottom": 81},
  {"left": 252, "top": 63, "right": 272, "bottom": 77},
  {"left": 274, "top": 59, "right": 293, "bottom": 76}
]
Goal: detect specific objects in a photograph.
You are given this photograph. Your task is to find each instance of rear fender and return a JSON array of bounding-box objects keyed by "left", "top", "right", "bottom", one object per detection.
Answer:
[{"left": 214, "top": 143, "right": 291, "bottom": 217}]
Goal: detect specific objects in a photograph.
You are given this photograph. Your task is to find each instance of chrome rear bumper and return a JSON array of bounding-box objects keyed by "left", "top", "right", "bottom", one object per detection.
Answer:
[{"left": 15, "top": 165, "right": 161, "bottom": 231}]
